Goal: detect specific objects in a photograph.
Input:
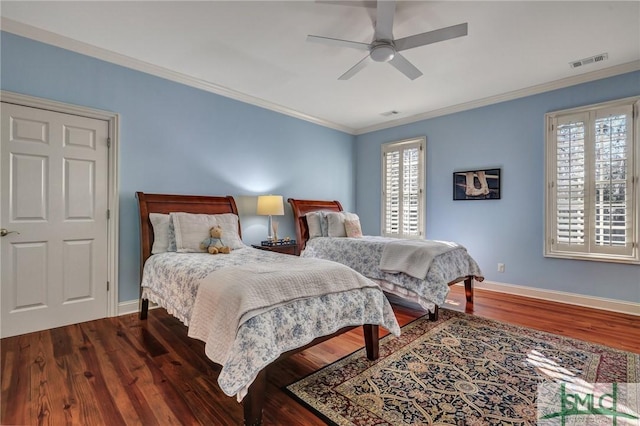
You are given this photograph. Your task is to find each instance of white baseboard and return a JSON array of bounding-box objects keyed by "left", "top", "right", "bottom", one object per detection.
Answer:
[
  {"left": 117, "top": 299, "right": 158, "bottom": 316},
  {"left": 118, "top": 300, "right": 139, "bottom": 316},
  {"left": 462, "top": 280, "right": 640, "bottom": 316}
]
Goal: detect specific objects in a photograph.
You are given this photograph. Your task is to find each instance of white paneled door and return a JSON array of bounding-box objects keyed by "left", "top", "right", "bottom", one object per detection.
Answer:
[{"left": 1, "top": 103, "right": 109, "bottom": 337}]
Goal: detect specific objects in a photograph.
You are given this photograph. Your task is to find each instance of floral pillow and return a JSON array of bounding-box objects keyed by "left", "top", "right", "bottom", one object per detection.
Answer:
[{"left": 344, "top": 218, "right": 363, "bottom": 238}]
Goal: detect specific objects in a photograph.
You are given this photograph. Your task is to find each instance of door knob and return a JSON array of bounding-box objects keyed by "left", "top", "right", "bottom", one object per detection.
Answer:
[{"left": 0, "top": 228, "right": 20, "bottom": 237}]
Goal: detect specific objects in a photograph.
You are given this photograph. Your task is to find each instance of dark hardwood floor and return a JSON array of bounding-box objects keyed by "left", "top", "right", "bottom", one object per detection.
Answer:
[{"left": 2, "top": 286, "right": 638, "bottom": 425}]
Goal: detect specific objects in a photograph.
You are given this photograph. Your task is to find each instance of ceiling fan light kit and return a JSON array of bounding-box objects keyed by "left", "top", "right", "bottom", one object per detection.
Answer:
[
  {"left": 370, "top": 43, "right": 396, "bottom": 62},
  {"left": 307, "top": 0, "right": 468, "bottom": 80}
]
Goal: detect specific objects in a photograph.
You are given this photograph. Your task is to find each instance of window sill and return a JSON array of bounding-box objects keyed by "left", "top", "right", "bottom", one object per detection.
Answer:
[{"left": 544, "top": 250, "right": 640, "bottom": 265}]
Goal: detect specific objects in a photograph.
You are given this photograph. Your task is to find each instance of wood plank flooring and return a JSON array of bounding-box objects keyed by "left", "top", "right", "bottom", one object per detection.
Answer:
[{"left": 2, "top": 286, "right": 638, "bottom": 425}]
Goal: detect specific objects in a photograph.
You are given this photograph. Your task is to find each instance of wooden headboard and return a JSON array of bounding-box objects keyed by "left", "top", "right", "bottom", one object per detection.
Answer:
[
  {"left": 136, "top": 191, "right": 240, "bottom": 273},
  {"left": 287, "top": 198, "right": 343, "bottom": 253}
]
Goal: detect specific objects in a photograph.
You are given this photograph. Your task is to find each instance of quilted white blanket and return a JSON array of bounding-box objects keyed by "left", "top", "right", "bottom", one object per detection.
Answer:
[
  {"left": 379, "top": 239, "right": 459, "bottom": 279},
  {"left": 187, "top": 257, "right": 379, "bottom": 367}
]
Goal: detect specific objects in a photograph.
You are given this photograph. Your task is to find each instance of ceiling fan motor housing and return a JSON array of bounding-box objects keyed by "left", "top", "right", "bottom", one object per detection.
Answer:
[
  {"left": 370, "top": 42, "right": 396, "bottom": 62},
  {"left": 306, "top": 0, "right": 468, "bottom": 79}
]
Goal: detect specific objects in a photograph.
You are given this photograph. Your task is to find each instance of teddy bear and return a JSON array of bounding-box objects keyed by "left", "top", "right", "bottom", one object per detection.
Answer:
[{"left": 200, "top": 226, "right": 231, "bottom": 254}]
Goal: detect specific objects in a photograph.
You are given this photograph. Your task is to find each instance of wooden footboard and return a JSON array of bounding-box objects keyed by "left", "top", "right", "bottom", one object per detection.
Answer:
[{"left": 243, "top": 324, "right": 379, "bottom": 425}]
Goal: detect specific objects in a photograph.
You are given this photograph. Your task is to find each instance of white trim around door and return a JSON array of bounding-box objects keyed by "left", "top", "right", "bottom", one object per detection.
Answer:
[{"left": 1, "top": 90, "right": 120, "bottom": 320}]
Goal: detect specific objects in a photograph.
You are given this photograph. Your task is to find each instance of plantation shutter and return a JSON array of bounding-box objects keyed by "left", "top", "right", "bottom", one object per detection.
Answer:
[
  {"left": 384, "top": 150, "right": 401, "bottom": 235},
  {"left": 382, "top": 138, "right": 425, "bottom": 238},
  {"left": 554, "top": 112, "right": 589, "bottom": 251},
  {"left": 546, "top": 99, "right": 637, "bottom": 263},
  {"left": 592, "top": 105, "right": 633, "bottom": 255}
]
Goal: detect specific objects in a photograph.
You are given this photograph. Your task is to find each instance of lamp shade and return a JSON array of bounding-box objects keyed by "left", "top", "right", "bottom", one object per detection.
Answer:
[{"left": 256, "top": 195, "right": 284, "bottom": 216}]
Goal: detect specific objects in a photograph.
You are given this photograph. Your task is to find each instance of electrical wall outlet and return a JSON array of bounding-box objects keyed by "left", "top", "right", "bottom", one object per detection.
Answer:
[{"left": 497, "top": 263, "right": 505, "bottom": 273}]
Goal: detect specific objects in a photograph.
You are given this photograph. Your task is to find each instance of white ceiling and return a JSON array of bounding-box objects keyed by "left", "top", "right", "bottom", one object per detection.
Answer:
[{"left": 2, "top": 1, "right": 639, "bottom": 134}]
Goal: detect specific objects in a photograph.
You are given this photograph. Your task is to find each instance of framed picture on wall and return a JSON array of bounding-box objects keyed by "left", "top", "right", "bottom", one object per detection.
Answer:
[{"left": 453, "top": 168, "right": 501, "bottom": 200}]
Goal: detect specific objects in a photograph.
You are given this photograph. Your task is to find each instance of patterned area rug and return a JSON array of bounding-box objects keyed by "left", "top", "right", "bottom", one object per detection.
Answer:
[{"left": 286, "top": 309, "right": 639, "bottom": 425}]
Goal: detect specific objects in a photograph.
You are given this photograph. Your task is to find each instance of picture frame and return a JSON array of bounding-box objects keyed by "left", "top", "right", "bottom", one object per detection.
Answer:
[{"left": 453, "top": 168, "right": 501, "bottom": 200}]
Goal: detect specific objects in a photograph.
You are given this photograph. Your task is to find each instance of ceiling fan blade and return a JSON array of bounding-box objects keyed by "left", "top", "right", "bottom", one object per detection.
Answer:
[
  {"left": 388, "top": 53, "right": 423, "bottom": 80},
  {"left": 307, "top": 35, "right": 371, "bottom": 51},
  {"left": 374, "top": 0, "right": 396, "bottom": 40},
  {"left": 338, "top": 55, "right": 372, "bottom": 80},
  {"left": 315, "top": 1, "right": 376, "bottom": 26},
  {"left": 394, "top": 22, "right": 468, "bottom": 52}
]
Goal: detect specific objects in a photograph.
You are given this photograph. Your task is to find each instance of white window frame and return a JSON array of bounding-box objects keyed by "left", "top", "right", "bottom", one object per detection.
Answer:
[
  {"left": 544, "top": 96, "right": 640, "bottom": 264},
  {"left": 381, "top": 137, "right": 426, "bottom": 238}
]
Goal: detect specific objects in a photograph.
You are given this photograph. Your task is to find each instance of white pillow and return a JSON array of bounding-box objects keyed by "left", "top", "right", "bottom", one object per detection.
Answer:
[
  {"left": 213, "top": 213, "right": 245, "bottom": 249},
  {"left": 149, "top": 213, "right": 171, "bottom": 254},
  {"left": 305, "top": 212, "right": 323, "bottom": 239},
  {"left": 170, "top": 212, "right": 245, "bottom": 252},
  {"left": 326, "top": 211, "right": 359, "bottom": 237}
]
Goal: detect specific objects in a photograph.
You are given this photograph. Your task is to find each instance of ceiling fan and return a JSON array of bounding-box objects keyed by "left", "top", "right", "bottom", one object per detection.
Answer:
[{"left": 307, "top": 0, "right": 468, "bottom": 80}]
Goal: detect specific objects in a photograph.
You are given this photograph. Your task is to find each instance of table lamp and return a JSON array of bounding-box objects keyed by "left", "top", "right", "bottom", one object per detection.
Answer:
[{"left": 257, "top": 195, "right": 284, "bottom": 241}]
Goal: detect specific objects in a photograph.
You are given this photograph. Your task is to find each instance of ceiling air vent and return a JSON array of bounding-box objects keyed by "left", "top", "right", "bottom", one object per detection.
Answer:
[
  {"left": 381, "top": 110, "right": 400, "bottom": 117},
  {"left": 570, "top": 53, "right": 608, "bottom": 69}
]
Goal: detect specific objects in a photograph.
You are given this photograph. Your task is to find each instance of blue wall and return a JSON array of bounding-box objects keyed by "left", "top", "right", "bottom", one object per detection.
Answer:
[
  {"left": 2, "top": 32, "right": 638, "bottom": 306},
  {"left": 355, "top": 72, "right": 640, "bottom": 303},
  {"left": 1, "top": 32, "right": 356, "bottom": 302}
]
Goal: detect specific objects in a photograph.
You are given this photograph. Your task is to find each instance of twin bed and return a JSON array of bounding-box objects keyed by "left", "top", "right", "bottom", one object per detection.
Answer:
[
  {"left": 137, "top": 192, "right": 484, "bottom": 425},
  {"left": 288, "top": 198, "right": 484, "bottom": 320},
  {"left": 136, "top": 192, "right": 400, "bottom": 425}
]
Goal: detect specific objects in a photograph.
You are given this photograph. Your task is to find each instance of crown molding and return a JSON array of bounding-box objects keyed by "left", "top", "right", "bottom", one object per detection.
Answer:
[
  {"left": 0, "top": 18, "right": 355, "bottom": 135},
  {"left": 3, "top": 18, "right": 638, "bottom": 137},
  {"left": 355, "top": 60, "right": 640, "bottom": 135}
]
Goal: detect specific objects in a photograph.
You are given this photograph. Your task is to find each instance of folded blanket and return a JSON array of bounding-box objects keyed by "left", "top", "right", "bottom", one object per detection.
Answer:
[
  {"left": 379, "top": 239, "right": 459, "bottom": 279},
  {"left": 187, "top": 257, "right": 379, "bottom": 366}
]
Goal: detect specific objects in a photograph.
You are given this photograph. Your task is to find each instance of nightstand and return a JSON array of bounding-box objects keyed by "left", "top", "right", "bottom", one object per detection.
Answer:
[{"left": 252, "top": 241, "right": 299, "bottom": 256}]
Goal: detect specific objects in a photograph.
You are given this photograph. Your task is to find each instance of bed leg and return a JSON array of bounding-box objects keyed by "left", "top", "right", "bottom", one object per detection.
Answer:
[
  {"left": 243, "top": 369, "right": 266, "bottom": 426},
  {"left": 429, "top": 305, "right": 439, "bottom": 321},
  {"left": 139, "top": 298, "right": 149, "bottom": 320},
  {"left": 464, "top": 277, "right": 474, "bottom": 304},
  {"left": 363, "top": 324, "right": 379, "bottom": 360}
]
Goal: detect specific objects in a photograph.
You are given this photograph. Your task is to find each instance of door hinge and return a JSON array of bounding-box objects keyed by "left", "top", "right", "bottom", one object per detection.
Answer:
[
  {"left": 107, "top": 281, "right": 110, "bottom": 291},
  {"left": 107, "top": 209, "right": 110, "bottom": 219},
  {"left": 107, "top": 137, "right": 111, "bottom": 149}
]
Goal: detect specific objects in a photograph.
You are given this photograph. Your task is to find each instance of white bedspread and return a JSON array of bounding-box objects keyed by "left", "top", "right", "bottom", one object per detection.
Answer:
[
  {"left": 141, "top": 248, "right": 401, "bottom": 401},
  {"left": 187, "top": 257, "right": 379, "bottom": 366},
  {"left": 379, "top": 239, "right": 459, "bottom": 279}
]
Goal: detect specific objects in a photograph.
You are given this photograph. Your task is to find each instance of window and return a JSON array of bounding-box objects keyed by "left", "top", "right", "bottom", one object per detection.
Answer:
[
  {"left": 381, "top": 137, "right": 425, "bottom": 238},
  {"left": 545, "top": 97, "right": 639, "bottom": 264}
]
